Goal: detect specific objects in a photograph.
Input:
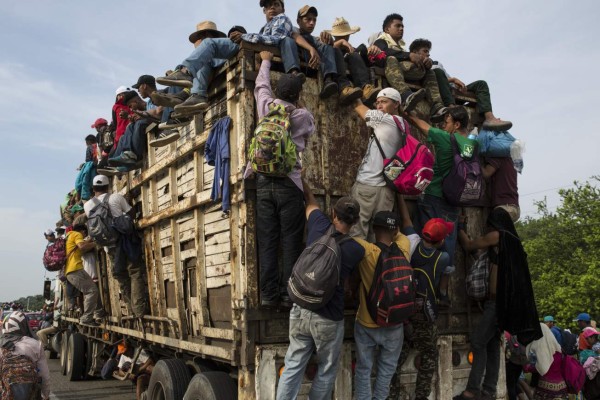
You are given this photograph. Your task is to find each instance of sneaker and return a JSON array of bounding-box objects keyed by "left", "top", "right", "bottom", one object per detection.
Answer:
[
  {"left": 338, "top": 86, "right": 363, "bottom": 106},
  {"left": 156, "top": 70, "right": 193, "bottom": 88},
  {"left": 80, "top": 319, "right": 100, "bottom": 327},
  {"left": 362, "top": 84, "right": 382, "bottom": 106},
  {"left": 94, "top": 309, "right": 108, "bottom": 320},
  {"left": 97, "top": 167, "right": 120, "bottom": 176},
  {"left": 150, "top": 130, "right": 181, "bottom": 147},
  {"left": 403, "top": 88, "right": 426, "bottom": 113},
  {"left": 290, "top": 70, "right": 306, "bottom": 83},
  {"left": 279, "top": 295, "right": 293, "bottom": 310},
  {"left": 174, "top": 93, "right": 209, "bottom": 114},
  {"left": 150, "top": 90, "right": 190, "bottom": 108},
  {"left": 108, "top": 151, "right": 138, "bottom": 167},
  {"left": 260, "top": 298, "right": 278, "bottom": 310},
  {"left": 158, "top": 117, "right": 191, "bottom": 130},
  {"left": 320, "top": 77, "right": 338, "bottom": 99},
  {"left": 482, "top": 119, "right": 513, "bottom": 132},
  {"left": 430, "top": 106, "right": 449, "bottom": 123}
]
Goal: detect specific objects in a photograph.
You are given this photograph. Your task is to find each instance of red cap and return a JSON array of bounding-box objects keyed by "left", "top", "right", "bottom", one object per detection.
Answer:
[
  {"left": 422, "top": 218, "right": 455, "bottom": 243},
  {"left": 91, "top": 118, "right": 108, "bottom": 129}
]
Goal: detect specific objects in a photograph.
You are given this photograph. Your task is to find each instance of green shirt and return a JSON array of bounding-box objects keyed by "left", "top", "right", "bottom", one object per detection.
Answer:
[{"left": 425, "top": 127, "right": 477, "bottom": 198}]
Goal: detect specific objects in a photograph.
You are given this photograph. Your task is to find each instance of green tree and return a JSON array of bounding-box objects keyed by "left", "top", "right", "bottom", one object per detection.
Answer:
[{"left": 518, "top": 178, "right": 600, "bottom": 331}]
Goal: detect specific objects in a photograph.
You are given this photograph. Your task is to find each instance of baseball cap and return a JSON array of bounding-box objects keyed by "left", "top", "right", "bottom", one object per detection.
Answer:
[
  {"left": 115, "top": 86, "right": 131, "bottom": 96},
  {"left": 56, "top": 226, "right": 67, "bottom": 232},
  {"left": 422, "top": 218, "right": 455, "bottom": 243},
  {"left": 91, "top": 118, "right": 108, "bottom": 129},
  {"left": 132, "top": 74, "right": 156, "bottom": 89},
  {"left": 276, "top": 73, "right": 304, "bottom": 103},
  {"left": 93, "top": 175, "right": 109, "bottom": 187},
  {"left": 574, "top": 313, "right": 592, "bottom": 322},
  {"left": 333, "top": 196, "right": 360, "bottom": 225},
  {"left": 298, "top": 5, "right": 318, "bottom": 18},
  {"left": 373, "top": 211, "right": 399, "bottom": 230},
  {"left": 260, "top": 0, "right": 285, "bottom": 7},
  {"left": 543, "top": 315, "right": 555, "bottom": 322},
  {"left": 377, "top": 87, "right": 402, "bottom": 103},
  {"left": 583, "top": 328, "right": 600, "bottom": 339},
  {"left": 44, "top": 229, "right": 55, "bottom": 236}
]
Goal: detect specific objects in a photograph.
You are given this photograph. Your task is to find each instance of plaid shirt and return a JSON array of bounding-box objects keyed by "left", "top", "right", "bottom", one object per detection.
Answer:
[{"left": 242, "top": 14, "right": 293, "bottom": 46}]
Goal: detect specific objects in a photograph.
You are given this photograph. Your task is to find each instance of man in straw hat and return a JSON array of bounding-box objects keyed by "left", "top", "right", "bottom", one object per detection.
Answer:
[{"left": 326, "top": 17, "right": 383, "bottom": 106}]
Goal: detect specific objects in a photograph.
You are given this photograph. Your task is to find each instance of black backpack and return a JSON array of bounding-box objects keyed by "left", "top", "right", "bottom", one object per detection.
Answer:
[
  {"left": 87, "top": 195, "right": 118, "bottom": 247},
  {"left": 287, "top": 225, "right": 349, "bottom": 311},
  {"left": 366, "top": 242, "right": 415, "bottom": 327},
  {"left": 560, "top": 328, "right": 578, "bottom": 356},
  {"left": 442, "top": 134, "right": 483, "bottom": 206}
]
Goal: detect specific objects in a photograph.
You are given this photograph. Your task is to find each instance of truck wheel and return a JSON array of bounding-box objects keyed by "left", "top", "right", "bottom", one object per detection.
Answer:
[
  {"left": 85, "top": 337, "right": 95, "bottom": 379},
  {"left": 147, "top": 359, "right": 191, "bottom": 400},
  {"left": 51, "top": 333, "right": 62, "bottom": 355},
  {"left": 60, "top": 331, "right": 70, "bottom": 376},
  {"left": 66, "top": 333, "right": 86, "bottom": 381},
  {"left": 183, "top": 372, "right": 237, "bottom": 400}
]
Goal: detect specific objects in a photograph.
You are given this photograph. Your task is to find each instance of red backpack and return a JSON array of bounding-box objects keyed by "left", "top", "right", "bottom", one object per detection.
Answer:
[
  {"left": 42, "top": 237, "right": 67, "bottom": 272},
  {"left": 372, "top": 116, "right": 434, "bottom": 195}
]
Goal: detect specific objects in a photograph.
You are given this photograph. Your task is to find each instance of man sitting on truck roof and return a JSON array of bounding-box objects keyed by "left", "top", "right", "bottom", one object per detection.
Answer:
[
  {"left": 245, "top": 51, "right": 314, "bottom": 310},
  {"left": 373, "top": 14, "right": 445, "bottom": 120},
  {"left": 409, "top": 38, "right": 513, "bottom": 132},
  {"left": 276, "top": 180, "right": 364, "bottom": 400},
  {"left": 295, "top": 5, "right": 362, "bottom": 103}
]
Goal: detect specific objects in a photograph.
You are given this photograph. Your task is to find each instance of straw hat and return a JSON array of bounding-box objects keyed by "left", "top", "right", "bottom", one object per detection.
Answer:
[
  {"left": 325, "top": 17, "right": 360, "bottom": 37},
  {"left": 189, "top": 21, "right": 226, "bottom": 43}
]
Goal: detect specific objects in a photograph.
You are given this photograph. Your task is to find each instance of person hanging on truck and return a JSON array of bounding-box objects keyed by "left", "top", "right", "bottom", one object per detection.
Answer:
[
  {"left": 65, "top": 223, "right": 106, "bottom": 326},
  {"left": 348, "top": 88, "right": 406, "bottom": 241},
  {"left": 84, "top": 134, "right": 98, "bottom": 164},
  {"left": 352, "top": 210, "right": 411, "bottom": 400},
  {"left": 112, "top": 85, "right": 134, "bottom": 149},
  {"left": 276, "top": 180, "right": 364, "bottom": 400},
  {"left": 408, "top": 38, "right": 513, "bottom": 132},
  {"left": 0, "top": 311, "right": 51, "bottom": 400},
  {"left": 373, "top": 14, "right": 446, "bottom": 121},
  {"left": 244, "top": 50, "right": 315, "bottom": 309},
  {"left": 295, "top": 6, "right": 362, "bottom": 103},
  {"left": 83, "top": 175, "right": 149, "bottom": 319},
  {"left": 325, "top": 17, "right": 383, "bottom": 106}
]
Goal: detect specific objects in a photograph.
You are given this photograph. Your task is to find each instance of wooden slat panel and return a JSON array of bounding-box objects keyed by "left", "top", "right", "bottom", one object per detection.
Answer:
[
  {"left": 206, "top": 263, "right": 231, "bottom": 278},
  {"left": 207, "top": 275, "right": 231, "bottom": 288},
  {"left": 205, "top": 241, "right": 231, "bottom": 256},
  {"left": 205, "top": 218, "right": 230, "bottom": 236},
  {"left": 205, "top": 231, "right": 230, "bottom": 246},
  {"left": 206, "top": 252, "right": 230, "bottom": 266}
]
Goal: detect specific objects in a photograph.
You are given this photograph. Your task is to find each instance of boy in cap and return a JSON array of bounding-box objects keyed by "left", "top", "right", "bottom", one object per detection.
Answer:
[
  {"left": 245, "top": 51, "right": 314, "bottom": 310},
  {"left": 112, "top": 86, "right": 133, "bottom": 148},
  {"left": 277, "top": 180, "right": 364, "bottom": 400},
  {"left": 390, "top": 196, "right": 453, "bottom": 400},
  {"left": 295, "top": 6, "right": 362, "bottom": 103},
  {"left": 44, "top": 228, "right": 56, "bottom": 244},
  {"left": 348, "top": 88, "right": 412, "bottom": 241},
  {"left": 352, "top": 210, "right": 411, "bottom": 400},
  {"left": 543, "top": 315, "right": 563, "bottom": 346},
  {"left": 575, "top": 313, "right": 594, "bottom": 350},
  {"left": 85, "top": 134, "right": 98, "bottom": 163}
]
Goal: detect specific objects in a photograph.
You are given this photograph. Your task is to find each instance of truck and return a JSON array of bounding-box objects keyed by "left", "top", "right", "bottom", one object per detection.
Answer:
[{"left": 55, "top": 42, "right": 507, "bottom": 399}]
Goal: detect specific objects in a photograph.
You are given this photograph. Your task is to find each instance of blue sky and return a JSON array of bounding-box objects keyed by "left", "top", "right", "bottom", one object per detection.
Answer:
[{"left": 1, "top": 0, "right": 599, "bottom": 301}]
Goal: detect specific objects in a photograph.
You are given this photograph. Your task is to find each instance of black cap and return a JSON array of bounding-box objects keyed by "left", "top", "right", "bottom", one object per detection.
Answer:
[
  {"left": 260, "top": 0, "right": 284, "bottom": 8},
  {"left": 228, "top": 26, "right": 247, "bottom": 37},
  {"left": 373, "top": 211, "right": 399, "bottom": 230},
  {"left": 333, "top": 196, "right": 360, "bottom": 225},
  {"left": 132, "top": 75, "right": 155, "bottom": 89},
  {"left": 275, "top": 73, "right": 304, "bottom": 103},
  {"left": 123, "top": 90, "right": 142, "bottom": 104}
]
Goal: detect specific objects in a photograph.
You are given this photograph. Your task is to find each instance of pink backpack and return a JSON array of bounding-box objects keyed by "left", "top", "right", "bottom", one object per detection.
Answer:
[
  {"left": 372, "top": 116, "right": 434, "bottom": 195},
  {"left": 562, "top": 353, "right": 586, "bottom": 394},
  {"left": 42, "top": 237, "right": 67, "bottom": 272}
]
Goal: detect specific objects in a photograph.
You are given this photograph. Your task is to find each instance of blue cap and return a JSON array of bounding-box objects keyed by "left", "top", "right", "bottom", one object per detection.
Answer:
[
  {"left": 543, "top": 316, "right": 555, "bottom": 322},
  {"left": 574, "top": 313, "right": 591, "bottom": 322}
]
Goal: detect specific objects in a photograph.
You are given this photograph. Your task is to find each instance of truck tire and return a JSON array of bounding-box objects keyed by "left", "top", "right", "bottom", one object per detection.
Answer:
[
  {"left": 60, "top": 331, "right": 70, "bottom": 376},
  {"left": 66, "top": 333, "right": 86, "bottom": 381},
  {"left": 51, "top": 333, "right": 62, "bottom": 355},
  {"left": 147, "top": 359, "right": 191, "bottom": 400},
  {"left": 85, "top": 337, "right": 94, "bottom": 379},
  {"left": 183, "top": 372, "right": 237, "bottom": 400}
]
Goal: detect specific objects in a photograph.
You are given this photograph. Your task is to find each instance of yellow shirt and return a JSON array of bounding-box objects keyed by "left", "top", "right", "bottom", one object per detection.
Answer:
[
  {"left": 353, "top": 233, "right": 411, "bottom": 328},
  {"left": 65, "top": 231, "right": 84, "bottom": 275}
]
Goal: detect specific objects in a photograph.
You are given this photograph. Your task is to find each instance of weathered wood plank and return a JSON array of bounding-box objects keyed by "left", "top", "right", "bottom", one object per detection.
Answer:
[
  {"left": 205, "top": 218, "right": 230, "bottom": 236},
  {"left": 206, "top": 275, "right": 231, "bottom": 288},
  {"left": 206, "top": 263, "right": 231, "bottom": 278},
  {"left": 206, "top": 252, "right": 230, "bottom": 266}
]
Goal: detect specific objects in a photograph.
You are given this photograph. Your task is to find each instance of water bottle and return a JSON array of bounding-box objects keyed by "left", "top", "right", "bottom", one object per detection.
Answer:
[
  {"left": 467, "top": 127, "right": 478, "bottom": 140},
  {"left": 510, "top": 140, "right": 525, "bottom": 173}
]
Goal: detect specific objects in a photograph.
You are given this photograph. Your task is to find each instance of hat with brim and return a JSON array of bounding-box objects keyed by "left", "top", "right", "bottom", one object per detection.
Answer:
[
  {"left": 325, "top": 17, "right": 361, "bottom": 37},
  {"left": 189, "top": 21, "right": 226, "bottom": 43}
]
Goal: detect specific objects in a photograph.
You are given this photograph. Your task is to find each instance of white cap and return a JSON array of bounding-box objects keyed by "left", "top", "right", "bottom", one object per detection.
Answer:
[
  {"left": 44, "top": 229, "right": 55, "bottom": 236},
  {"left": 377, "top": 87, "right": 402, "bottom": 103},
  {"left": 93, "top": 175, "right": 109, "bottom": 186},
  {"left": 115, "top": 86, "right": 131, "bottom": 95}
]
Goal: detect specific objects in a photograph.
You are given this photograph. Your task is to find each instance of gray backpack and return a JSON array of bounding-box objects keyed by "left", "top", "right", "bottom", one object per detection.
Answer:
[
  {"left": 287, "top": 225, "right": 349, "bottom": 310},
  {"left": 87, "top": 195, "right": 118, "bottom": 246}
]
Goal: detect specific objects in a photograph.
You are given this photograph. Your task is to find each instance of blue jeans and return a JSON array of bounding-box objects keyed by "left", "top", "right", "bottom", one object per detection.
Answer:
[
  {"left": 181, "top": 38, "right": 239, "bottom": 97},
  {"left": 299, "top": 34, "right": 336, "bottom": 77},
  {"left": 354, "top": 322, "right": 404, "bottom": 400},
  {"left": 416, "top": 194, "right": 460, "bottom": 267},
  {"left": 467, "top": 300, "right": 501, "bottom": 395},
  {"left": 276, "top": 305, "right": 345, "bottom": 400},
  {"left": 278, "top": 36, "right": 301, "bottom": 73},
  {"left": 113, "top": 118, "right": 150, "bottom": 160}
]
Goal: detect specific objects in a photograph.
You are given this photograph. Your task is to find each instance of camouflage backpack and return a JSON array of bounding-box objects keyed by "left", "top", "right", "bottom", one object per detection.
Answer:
[
  {"left": 0, "top": 348, "right": 41, "bottom": 400},
  {"left": 248, "top": 103, "right": 297, "bottom": 176}
]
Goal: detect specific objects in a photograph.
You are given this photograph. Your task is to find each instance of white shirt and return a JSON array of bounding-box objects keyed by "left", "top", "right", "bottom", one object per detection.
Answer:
[
  {"left": 117, "top": 350, "right": 149, "bottom": 369},
  {"left": 355, "top": 110, "right": 404, "bottom": 186},
  {"left": 84, "top": 192, "right": 131, "bottom": 218}
]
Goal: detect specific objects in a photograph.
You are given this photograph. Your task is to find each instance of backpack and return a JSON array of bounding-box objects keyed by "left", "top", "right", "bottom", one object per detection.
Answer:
[
  {"left": 87, "top": 195, "right": 118, "bottom": 247},
  {"left": 442, "top": 134, "right": 483, "bottom": 206},
  {"left": 0, "top": 347, "right": 41, "bottom": 400},
  {"left": 100, "top": 130, "right": 115, "bottom": 152},
  {"left": 505, "top": 334, "right": 529, "bottom": 365},
  {"left": 559, "top": 328, "right": 578, "bottom": 356},
  {"left": 42, "top": 237, "right": 66, "bottom": 272},
  {"left": 287, "top": 225, "right": 349, "bottom": 311},
  {"left": 366, "top": 242, "right": 416, "bottom": 327},
  {"left": 248, "top": 103, "right": 297, "bottom": 177},
  {"left": 476, "top": 129, "right": 516, "bottom": 157},
  {"left": 466, "top": 251, "right": 490, "bottom": 301},
  {"left": 561, "top": 353, "right": 586, "bottom": 394},
  {"left": 411, "top": 243, "right": 444, "bottom": 322},
  {"left": 372, "top": 116, "right": 434, "bottom": 195}
]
